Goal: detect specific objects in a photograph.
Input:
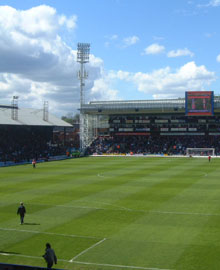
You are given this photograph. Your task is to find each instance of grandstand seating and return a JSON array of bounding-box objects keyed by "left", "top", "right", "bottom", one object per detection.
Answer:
[
  {"left": 88, "top": 135, "right": 220, "bottom": 155},
  {"left": 0, "top": 126, "right": 66, "bottom": 163}
]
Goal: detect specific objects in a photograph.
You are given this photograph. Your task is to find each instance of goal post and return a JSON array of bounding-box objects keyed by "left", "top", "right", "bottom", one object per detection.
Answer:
[{"left": 186, "top": 148, "right": 215, "bottom": 156}]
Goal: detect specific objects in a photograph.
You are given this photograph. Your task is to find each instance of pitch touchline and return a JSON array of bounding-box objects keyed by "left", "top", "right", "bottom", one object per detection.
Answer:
[
  {"left": 29, "top": 201, "right": 132, "bottom": 212},
  {"left": 0, "top": 252, "right": 173, "bottom": 270},
  {"left": 149, "top": 210, "right": 220, "bottom": 217},
  {"left": 73, "top": 260, "right": 173, "bottom": 270},
  {"left": 28, "top": 202, "right": 220, "bottom": 217},
  {"left": 69, "top": 238, "right": 106, "bottom": 262},
  {"left": 0, "top": 227, "right": 100, "bottom": 239},
  {"left": 0, "top": 252, "right": 67, "bottom": 262},
  {"left": 27, "top": 202, "right": 106, "bottom": 211}
]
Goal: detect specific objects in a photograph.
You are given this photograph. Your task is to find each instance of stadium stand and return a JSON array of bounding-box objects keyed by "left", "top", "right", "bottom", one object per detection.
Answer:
[
  {"left": 0, "top": 106, "right": 72, "bottom": 165},
  {"left": 82, "top": 92, "right": 220, "bottom": 155},
  {"left": 88, "top": 135, "right": 220, "bottom": 155}
]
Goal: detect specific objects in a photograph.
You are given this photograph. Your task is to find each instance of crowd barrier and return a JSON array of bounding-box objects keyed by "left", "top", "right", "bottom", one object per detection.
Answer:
[
  {"left": 0, "top": 155, "right": 71, "bottom": 168},
  {"left": 91, "top": 153, "right": 220, "bottom": 158}
]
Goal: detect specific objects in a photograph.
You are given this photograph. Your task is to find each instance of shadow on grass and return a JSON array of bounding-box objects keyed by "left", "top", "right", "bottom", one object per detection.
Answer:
[
  {"left": 23, "top": 223, "right": 40, "bottom": 225},
  {"left": 0, "top": 251, "right": 20, "bottom": 255}
]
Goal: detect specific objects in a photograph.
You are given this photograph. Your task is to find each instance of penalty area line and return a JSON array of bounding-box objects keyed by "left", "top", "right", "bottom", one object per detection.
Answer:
[{"left": 69, "top": 238, "right": 106, "bottom": 262}]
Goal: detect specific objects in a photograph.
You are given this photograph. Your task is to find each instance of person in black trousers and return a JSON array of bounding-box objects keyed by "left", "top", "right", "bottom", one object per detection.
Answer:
[
  {"left": 17, "top": 202, "right": 26, "bottom": 224},
  {"left": 43, "top": 243, "right": 57, "bottom": 269}
]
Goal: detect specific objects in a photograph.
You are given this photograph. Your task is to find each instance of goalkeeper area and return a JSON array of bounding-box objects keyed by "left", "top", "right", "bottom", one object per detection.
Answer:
[
  {"left": 0, "top": 157, "right": 220, "bottom": 270},
  {"left": 186, "top": 148, "right": 215, "bottom": 157}
]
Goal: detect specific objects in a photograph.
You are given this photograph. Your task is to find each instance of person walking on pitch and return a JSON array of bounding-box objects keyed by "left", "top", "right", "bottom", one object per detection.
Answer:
[{"left": 17, "top": 202, "right": 26, "bottom": 225}]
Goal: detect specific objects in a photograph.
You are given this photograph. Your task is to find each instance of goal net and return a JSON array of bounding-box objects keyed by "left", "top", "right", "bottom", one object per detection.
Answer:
[{"left": 186, "top": 148, "right": 215, "bottom": 156}]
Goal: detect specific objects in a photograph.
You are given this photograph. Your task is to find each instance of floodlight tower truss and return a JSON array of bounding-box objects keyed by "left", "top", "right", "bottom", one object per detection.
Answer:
[
  {"left": 11, "top": 96, "right": 19, "bottom": 120},
  {"left": 77, "top": 43, "right": 90, "bottom": 151},
  {"left": 43, "top": 101, "right": 49, "bottom": 122}
]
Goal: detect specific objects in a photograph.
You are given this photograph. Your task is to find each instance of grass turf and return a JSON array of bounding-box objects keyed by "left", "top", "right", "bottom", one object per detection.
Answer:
[{"left": 0, "top": 157, "right": 220, "bottom": 270}]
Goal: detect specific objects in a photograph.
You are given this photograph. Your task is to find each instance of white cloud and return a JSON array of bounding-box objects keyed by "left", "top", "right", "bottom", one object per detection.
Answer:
[
  {"left": 105, "top": 34, "right": 118, "bottom": 40},
  {"left": 0, "top": 5, "right": 216, "bottom": 117},
  {"left": 167, "top": 48, "right": 194, "bottom": 58},
  {"left": 104, "top": 34, "right": 118, "bottom": 47},
  {"left": 217, "top": 54, "right": 220, "bottom": 62},
  {"left": 205, "top": 32, "right": 215, "bottom": 38},
  {"left": 88, "top": 59, "right": 119, "bottom": 101},
  {"left": 58, "top": 15, "right": 77, "bottom": 29},
  {"left": 209, "top": 0, "right": 220, "bottom": 6},
  {"left": 198, "top": 0, "right": 220, "bottom": 7},
  {"left": 90, "top": 78, "right": 119, "bottom": 101},
  {"left": 123, "top": 36, "right": 139, "bottom": 47},
  {"left": 110, "top": 34, "right": 118, "bottom": 40},
  {"left": 0, "top": 5, "right": 72, "bottom": 36},
  {"left": 144, "top": 43, "right": 165, "bottom": 55},
  {"left": 0, "top": 5, "right": 114, "bottom": 116},
  {"left": 110, "top": 62, "right": 215, "bottom": 99}
]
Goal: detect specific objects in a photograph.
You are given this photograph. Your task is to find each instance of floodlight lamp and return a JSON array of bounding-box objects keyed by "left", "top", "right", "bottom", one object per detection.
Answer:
[{"left": 77, "top": 43, "right": 90, "bottom": 63}]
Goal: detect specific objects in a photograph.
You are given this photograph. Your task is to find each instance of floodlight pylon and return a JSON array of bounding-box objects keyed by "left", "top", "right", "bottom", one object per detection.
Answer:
[
  {"left": 77, "top": 43, "right": 90, "bottom": 151},
  {"left": 11, "top": 96, "right": 19, "bottom": 120}
]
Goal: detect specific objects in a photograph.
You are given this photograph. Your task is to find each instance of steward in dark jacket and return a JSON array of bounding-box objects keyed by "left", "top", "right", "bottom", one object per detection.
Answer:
[
  {"left": 43, "top": 243, "right": 57, "bottom": 269},
  {"left": 17, "top": 202, "right": 26, "bottom": 224}
]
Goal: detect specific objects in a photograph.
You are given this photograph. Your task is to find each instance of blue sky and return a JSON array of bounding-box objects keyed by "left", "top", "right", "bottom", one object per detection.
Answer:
[{"left": 0, "top": 0, "right": 220, "bottom": 115}]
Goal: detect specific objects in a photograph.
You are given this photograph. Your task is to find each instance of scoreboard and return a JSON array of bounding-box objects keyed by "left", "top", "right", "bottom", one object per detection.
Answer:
[{"left": 185, "top": 91, "right": 214, "bottom": 116}]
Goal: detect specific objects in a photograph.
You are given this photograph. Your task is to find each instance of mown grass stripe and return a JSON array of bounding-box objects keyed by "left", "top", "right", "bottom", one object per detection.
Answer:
[
  {"left": 2, "top": 157, "right": 220, "bottom": 270},
  {"left": 24, "top": 202, "right": 220, "bottom": 216},
  {"left": 0, "top": 227, "right": 100, "bottom": 239}
]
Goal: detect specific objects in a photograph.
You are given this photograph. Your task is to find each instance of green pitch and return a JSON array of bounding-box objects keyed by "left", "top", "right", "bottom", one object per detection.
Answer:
[{"left": 0, "top": 157, "right": 220, "bottom": 270}]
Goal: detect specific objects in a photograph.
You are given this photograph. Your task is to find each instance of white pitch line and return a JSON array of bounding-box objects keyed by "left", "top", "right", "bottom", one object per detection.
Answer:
[
  {"left": 27, "top": 202, "right": 106, "bottom": 211},
  {"left": 0, "top": 252, "right": 67, "bottom": 262},
  {"left": 30, "top": 201, "right": 132, "bottom": 212},
  {"left": 26, "top": 202, "right": 220, "bottom": 217},
  {"left": 69, "top": 238, "right": 106, "bottom": 262},
  {"left": 0, "top": 252, "right": 172, "bottom": 270},
  {"left": 0, "top": 253, "right": 11, "bottom": 256},
  {"left": 97, "top": 173, "right": 105, "bottom": 178},
  {"left": 0, "top": 253, "right": 41, "bottom": 260},
  {"left": 0, "top": 227, "right": 99, "bottom": 239},
  {"left": 149, "top": 210, "right": 220, "bottom": 217},
  {"left": 73, "top": 260, "right": 173, "bottom": 270},
  {"left": 83, "top": 199, "right": 133, "bottom": 212}
]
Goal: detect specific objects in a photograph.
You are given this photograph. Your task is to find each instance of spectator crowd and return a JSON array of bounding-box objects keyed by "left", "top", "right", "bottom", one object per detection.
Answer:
[
  {"left": 0, "top": 126, "right": 66, "bottom": 163},
  {"left": 88, "top": 135, "right": 220, "bottom": 155}
]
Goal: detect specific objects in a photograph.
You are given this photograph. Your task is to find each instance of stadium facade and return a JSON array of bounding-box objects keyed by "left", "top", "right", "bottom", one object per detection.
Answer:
[{"left": 81, "top": 92, "right": 220, "bottom": 148}]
